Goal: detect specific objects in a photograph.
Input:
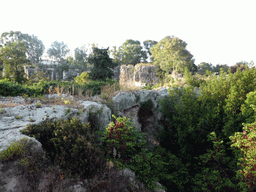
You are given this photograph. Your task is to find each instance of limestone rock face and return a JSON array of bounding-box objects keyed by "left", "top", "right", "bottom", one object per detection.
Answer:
[
  {"left": 0, "top": 88, "right": 202, "bottom": 191},
  {"left": 119, "top": 64, "right": 161, "bottom": 89},
  {"left": 119, "top": 65, "right": 135, "bottom": 88},
  {"left": 134, "top": 64, "right": 160, "bottom": 87}
]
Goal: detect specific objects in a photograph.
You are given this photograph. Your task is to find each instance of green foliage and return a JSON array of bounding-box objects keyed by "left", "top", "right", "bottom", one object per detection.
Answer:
[
  {"left": 74, "top": 71, "right": 91, "bottom": 86},
  {"left": 196, "top": 62, "right": 215, "bottom": 76},
  {"left": 87, "top": 47, "right": 118, "bottom": 82},
  {"left": 0, "top": 137, "right": 52, "bottom": 183},
  {"left": 0, "top": 31, "right": 45, "bottom": 65},
  {"left": 46, "top": 41, "right": 70, "bottom": 62},
  {"left": 74, "top": 46, "right": 88, "bottom": 67},
  {"left": 143, "top": 40, "right": 158, "bottom": 63},
  {"left": 95, "top": 114, "right": 169, "bottom": 191},
  {"left": 241, "top": 91, "right": 256, "bottom": 125},
  {"left": 95, "top": 114, "right": 149, "bottom": 167},
  {"left": 150, "top": 35, "right": 197, "bottom": 75},
  {"left": 20, "top": 116, "right": 107, "bottom": 181},
  {"left": 229, "top": 120, "right": 256, "bottom": 191},
  {"left": 151, "top": 65, "right": 256, "bottom": 191},
  {"left": 109, "top": 39, "right": 147, "bottom": 65},
  {"left": 0, "top": 137, "right": 32, "bottom": 163},
  {"left": 222, "top": 66, "right": 256, "bottom": 139},
  {"left": 141, "top": 83, "right": 154, "bottom": 90},
  {"left": 0, "top": 106, "right": 5, "bottom": 114},
  {"left": 192, "top": 131, "right": 244, "bottom": 191},
  {"left": 0, "top": 39, "right": 30, "bottom": 84},
  {"left": 0, "top": 79, "right": 41, "bottom": 97},
  {"left": 183, "top": 66, "right": 206, "bottom": 88}
]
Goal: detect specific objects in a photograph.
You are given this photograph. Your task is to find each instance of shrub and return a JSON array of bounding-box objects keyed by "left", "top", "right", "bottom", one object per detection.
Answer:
[
  {"left": 241, "top": 91, "right": 256, "bottom": 125},
  {"left": 74, "top": 71, "right": 91, "bottom": 86},
  {"left": 0, "top": 137, "right": 52, "bottom": 184},
  {"left": 229, "top": 120, "right": 256, "bottom": 191},
  {"left": 95, "top": 114, "right": 169, "bottom": 191},
  {"left": 20, "top": 116, "right": 107, "bottom": 181}
]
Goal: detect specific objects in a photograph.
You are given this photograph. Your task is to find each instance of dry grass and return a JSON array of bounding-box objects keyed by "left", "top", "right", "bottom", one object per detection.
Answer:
[{"left": 0, "top": 77, "right": 171, "bottom": 110}]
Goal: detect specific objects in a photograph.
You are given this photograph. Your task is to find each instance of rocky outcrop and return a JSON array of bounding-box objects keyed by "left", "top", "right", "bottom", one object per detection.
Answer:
[
  {"left": 0, "top": 87, "right": 202, "bottom": 191},
  {"left": 119, "top": 64, "right": 161, "bottom": 89}
]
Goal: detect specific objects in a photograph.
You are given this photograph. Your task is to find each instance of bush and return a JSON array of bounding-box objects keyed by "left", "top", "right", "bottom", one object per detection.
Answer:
[
  {"left": 0, "top": 137, "right": 52, "bottom": 185},
  {"left": 95, "top": 114, "right": 169, "bottom": 191},
  {"left": 74, "top": 71, "right": 91, "bottom": 86},
  {"left": 20, "top": 116, "right": 108, "bottom": 181}
]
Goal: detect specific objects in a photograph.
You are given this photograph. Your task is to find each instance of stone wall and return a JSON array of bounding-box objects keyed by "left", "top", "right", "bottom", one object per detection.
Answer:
[
  {"left": 23, "top": 65, "right": 121, "bottom": 83},
  {"left": 23, "top": 65, "right": 63, "bottom": 81},
  {"left": 23, "top": 63, "right": 184, "bottom": 86}
]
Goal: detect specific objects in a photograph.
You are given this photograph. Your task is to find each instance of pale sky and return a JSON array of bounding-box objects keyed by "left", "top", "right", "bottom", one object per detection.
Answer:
[{"left": 1, "top": 0, "right": 255, "bottom": 67}]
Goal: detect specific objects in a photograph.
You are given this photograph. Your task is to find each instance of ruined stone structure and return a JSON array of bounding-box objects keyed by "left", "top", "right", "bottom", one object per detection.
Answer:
[{"left": 22, "top": 64, "right": 121, "bottom": 83}]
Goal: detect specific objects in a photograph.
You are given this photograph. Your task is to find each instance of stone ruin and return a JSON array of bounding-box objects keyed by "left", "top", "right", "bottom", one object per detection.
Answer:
[
  {"left": 23, "top": 64, "right": 121, "bottom": 83},
  {"left": 22, "top": 62, "right": 184, "bottom": 88},
  {"left": 118, "top": 63, "right": 184, "bottom": 89}
]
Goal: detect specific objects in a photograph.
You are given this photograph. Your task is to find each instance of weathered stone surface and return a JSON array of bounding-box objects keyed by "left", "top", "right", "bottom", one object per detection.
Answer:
[
  {"left": 133, "top": 64, "right": 160, "bottom": 87},
  {"left": 118, "top": 63, "right": 189, "bottom": 89},
  {"left": 0, "top": 88, "right": 202, "bottom": 191},
  {"left": 119, "top": 64, "right": 160, "bottom": 89}
]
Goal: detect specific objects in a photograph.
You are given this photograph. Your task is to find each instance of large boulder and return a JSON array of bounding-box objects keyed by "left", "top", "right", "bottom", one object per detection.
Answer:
[{"left": 0, "top": 87, "right": 202, "bottom": 191}]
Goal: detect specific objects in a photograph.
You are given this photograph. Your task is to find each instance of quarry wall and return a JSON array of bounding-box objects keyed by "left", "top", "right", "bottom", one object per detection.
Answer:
[{"left": 22, "top": 63, "right": 184, "bottom": 88}]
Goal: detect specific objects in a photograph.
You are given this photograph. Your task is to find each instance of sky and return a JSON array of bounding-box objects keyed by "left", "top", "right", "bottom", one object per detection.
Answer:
[{"left": 1, "top": 0, "right": 255, "bottom": 68}]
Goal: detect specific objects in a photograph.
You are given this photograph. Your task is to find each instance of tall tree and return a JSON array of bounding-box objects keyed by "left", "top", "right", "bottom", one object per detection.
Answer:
[
  {"left": 47, "top": 41, "right": 70, "bottom": 61},
  {"left": 87, "top": 47, "right": 118, "bottom": 82},
  {"left": 0, "top": 40, "right": 30, "bottom": 83},
  {"left": 110, "top": 39, "right": 147, "bottom": 66},
  {"left": 74, "top": 46, "right": 87, "bottom": 68},
  {"left": 143, "top": 40, "right": 158, "bottom": 63},
  {"left": 196, "top": 62, "right": 215, "bottom": 75},
  {"left": 22, "top": 34, "right": 45, "bottom": 64},
  {"left": 109, "top": 46, "right": 122, "bottom": 66},
  {"left": 150, "top": 36, "right": 197, "bottom": 76},
  {"left": 0, "top": 31, "right": 45, "bottom": 65}
]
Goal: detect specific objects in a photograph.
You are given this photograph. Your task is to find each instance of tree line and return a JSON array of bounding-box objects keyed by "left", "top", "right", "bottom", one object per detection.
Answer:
[{"left": 0, "top": 30, "right": 253, "bottom": 84}]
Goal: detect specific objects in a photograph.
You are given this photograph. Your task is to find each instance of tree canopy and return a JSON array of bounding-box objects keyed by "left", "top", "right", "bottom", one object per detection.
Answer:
[
  {"left": 47, "top": 41, "right": 70, "bottom": 61},
  {"left": 87, "top": 47, "right": 118, "bottom": 82},
  {"left": 74, "top": 46, "right": 87, "bottom": 67},
  {"left": 196, "top": 62, "right": 215, "bottom": 75},
  {"left": 150, "top": 36, "right": 197, "bottom": 75},
  {"left": 110, "top": 39, "right": 147, "bottom": 66},
  {"left": 0, "top": 31, "right": 45, "bottom": 65},
  {"left": 143, "top": 40, "right": 158, "bottom": 63},
  {"left": 0, "top": 40, "right": 30, "bottom": 83}
]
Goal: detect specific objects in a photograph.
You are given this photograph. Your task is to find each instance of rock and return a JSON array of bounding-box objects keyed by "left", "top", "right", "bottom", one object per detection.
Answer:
[
  {"left": 119, "top": 64, "right": 160, "bottom": 89},
  {"left": 0, "top": 88, "right": 202, "bottom": 191}
]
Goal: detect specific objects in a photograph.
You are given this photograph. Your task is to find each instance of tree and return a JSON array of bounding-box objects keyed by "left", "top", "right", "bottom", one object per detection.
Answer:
[
  {"left": 196, "top": 62, "right": 215, "bottom": 75},
  {"left": 22, "top": 34, "right": 45, "bottom": 64},
  {"left": 0, "top": 40, "right": 30, "bottom": 83},
  {"left": 212, "top": 64, "right": 230, "bottom": 75},
  {"left": 74, "top": 46, "right": 88, "bottom": 68},
  {"left": 150, "top": 36, "right": 197, "bottom": 76},
  {"left": 143, "top": 40, "right": 158, "bottom": 63},
  {"left": 109, "top": 46, "right": 123, "bottom": 66},
  {"left": 87, "top": 47, "right": 118, "bottom": 82},
  {"left": 109, "top": 39, "right": 147, "bottom": 66},
  {"left": 0, "top": 31, "right": 45, "bottom": 65},
  {"left": 47, "top": 41, "right": 70, "bottom": 61},
  {"left": 229, "top": 61, "right": 248, "bottom": 74}
]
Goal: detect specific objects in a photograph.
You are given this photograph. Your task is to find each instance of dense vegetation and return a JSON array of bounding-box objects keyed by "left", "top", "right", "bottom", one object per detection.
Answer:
[{"left": 1, "top": 30, "right": 256, "bottom": 191}]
